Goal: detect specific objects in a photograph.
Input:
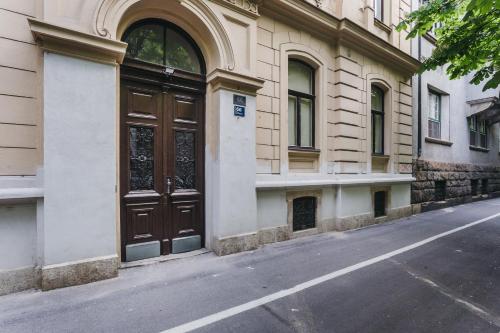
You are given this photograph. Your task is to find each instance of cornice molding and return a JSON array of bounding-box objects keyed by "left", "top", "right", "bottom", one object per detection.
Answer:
[
  {"left": 338, "top": 19, "right": 420, "bottom": 77},
  {"left": 209, "top": 0, "right": 261, "bottom": 18},
  {"left": 28, "top": 18, "right": 127, "bottom": 65},
  {"left": 207, "top": 68, "right": 264, "bottom": 95},
  {"left": 260, "top": 0, "right": 420, "bottom": 77}
]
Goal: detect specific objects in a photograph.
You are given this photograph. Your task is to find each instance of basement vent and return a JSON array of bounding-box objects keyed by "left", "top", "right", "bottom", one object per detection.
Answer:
[
  {"left": 434, "top": 180, "right": 446, "bottom": 201},
  {"left": 471, "top": 179, "right": 479, "bottom": 196},
  {"left": 374, "top": 191, "right": 386, "bottom": 217},
  {"left": 482, "top": 179, "right": 489, "bottom": 195},
  {"left": 293, "top": 197, "right": 316, "bottom": 231}
]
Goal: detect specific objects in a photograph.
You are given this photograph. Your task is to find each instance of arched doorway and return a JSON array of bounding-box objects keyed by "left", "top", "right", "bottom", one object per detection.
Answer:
[{"left": 120, "top": 19, "right": 206, "bottom": 261}]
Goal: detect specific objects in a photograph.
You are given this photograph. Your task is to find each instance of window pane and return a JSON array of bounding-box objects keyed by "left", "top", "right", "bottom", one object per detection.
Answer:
[
  {"left": 371, "top": 86, "right": 384, "bottom": 112},
  {"left": 374, "top": 0, "right": 383, "bottom": 20},
  {"left": 288, "top": 96, "right": 297, "bottom": 146},
  {"left": 165, "top": 28, "right": 202, "bottom": 73},
  {"left": 288, "top": 60, "right": 313, "bottom": 94},
  {"left": 428, "top": 119, "right": 441, "bottom": 139},
  {"left": 428, "top": 91, "right": 440, "bottom": 121},
  {"left": 372, "top": 113, "right": 383, "bottom": 154},
  {"left": 480, "top": 134, "right": 487, "bottom": 148},
  {"left": 479, "top": 120, "right": 486, "bottom": 134},
  {"left": 300, "top": 99, "right": 313, "bottom": 147},
  {"left": 124, "top": 24, "right": 165, "bottom": 65}
]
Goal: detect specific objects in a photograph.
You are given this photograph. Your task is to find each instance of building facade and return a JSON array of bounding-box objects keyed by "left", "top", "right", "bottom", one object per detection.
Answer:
[
  {"left": 410, "top": 0, "right": 500, "bottom": 212},
  {"left": 0, "top": 0, "right": 419, "bottom": 295}
]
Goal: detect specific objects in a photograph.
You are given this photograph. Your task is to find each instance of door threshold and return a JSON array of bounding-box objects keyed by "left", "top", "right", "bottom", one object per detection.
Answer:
[{"left": 120, "top": 248, "right": 211, "bottom": 269}]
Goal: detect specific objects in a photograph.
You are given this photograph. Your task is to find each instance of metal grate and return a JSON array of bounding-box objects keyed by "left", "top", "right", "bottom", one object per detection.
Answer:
[
  {"left": 374, "top": 191, "right": 386, "bottom": 217},
  {"left": 482, "top": 179, "right": 489, "bottom": 195},
  {"left": 471, "top": 179, "right": 479, "bottom": 196},
  {"left": 434, "top": 180, "right": 446, "bottom": 201},
  {"left": 293, "top": 197, "right": 316, "bottom": 231}
]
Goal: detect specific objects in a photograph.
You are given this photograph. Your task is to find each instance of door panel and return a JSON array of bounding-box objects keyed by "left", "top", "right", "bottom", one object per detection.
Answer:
[
  {"left": 121, "top": 77, "right": 205, "bottom": 260},
  {"left": 165, "top": 90, "right": 204, "bottom": 253}
]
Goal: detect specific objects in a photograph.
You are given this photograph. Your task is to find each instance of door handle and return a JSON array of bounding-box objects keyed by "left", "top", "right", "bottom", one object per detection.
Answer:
[{"left": 165, "top": 177, "right": 172, "bottom": 195}]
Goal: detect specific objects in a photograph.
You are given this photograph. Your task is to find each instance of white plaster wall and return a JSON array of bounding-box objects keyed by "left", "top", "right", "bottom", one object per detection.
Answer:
[
  {"left": 213, "top": 89, "right": 257, "bottom": 238},
  {"left": 319, "top": 187, "right": 336, "bottom": 222},
  {"left": 390, "top": 184, "right": 411, "bottom": 209},
  {"left": 411, "top": 0, "right": 500, "bottom": 165},
  {"left": 43, "top": 53, "right": 117, "bottom": 265},
  {"left": 256, "top": 190, "right": 287, "bottom": 229},
  {"left": 336, "top": 185, "right": 372, "bottom": 217},
  {"left": 0, "top": 204, "right": 36, "bottom": 269}
]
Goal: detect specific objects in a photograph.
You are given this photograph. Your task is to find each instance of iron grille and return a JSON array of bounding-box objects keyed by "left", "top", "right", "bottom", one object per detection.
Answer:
[{"left": 293, "top": 197, "right": 316, "bottom": 231}]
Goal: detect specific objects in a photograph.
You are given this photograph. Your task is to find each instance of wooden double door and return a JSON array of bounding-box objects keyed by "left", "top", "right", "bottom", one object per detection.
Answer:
[{"left": 120, "top": 63, "right": 205, "bottom": 261}]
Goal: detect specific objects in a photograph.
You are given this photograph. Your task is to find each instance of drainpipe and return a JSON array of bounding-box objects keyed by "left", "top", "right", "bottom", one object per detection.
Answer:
[{"left": 417, "top": 34, "right": 422, "bottom": 157}]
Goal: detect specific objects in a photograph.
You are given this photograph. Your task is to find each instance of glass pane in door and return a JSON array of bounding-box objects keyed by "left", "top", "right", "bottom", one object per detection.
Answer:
[{"left": 175, "top": 131, "right": 196, "bottom": 190}]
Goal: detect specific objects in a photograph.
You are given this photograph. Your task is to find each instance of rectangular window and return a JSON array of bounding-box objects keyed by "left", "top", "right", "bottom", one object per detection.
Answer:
[
  {"left": 428, "top": 90, "right": 441, "bottom": 139},
  {"left": 374, "top": 0, "right": 383, "bottom": 21},
  {"left": 371, "top": 85, "right": 385, "bottom": 155},
  {"left": 374, "top": 191, "right": 386, "bottom": 217},
  {"left": 288, "top": 60, "right": 315, "bottom": 148},
  {"left": 469, "top": 115, "right": 488, "bottom": 148}
]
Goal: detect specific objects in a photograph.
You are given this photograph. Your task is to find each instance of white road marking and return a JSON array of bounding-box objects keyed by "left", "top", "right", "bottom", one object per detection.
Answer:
[{"left": 161, "top": 212, "right": 500, "bottom": 333}]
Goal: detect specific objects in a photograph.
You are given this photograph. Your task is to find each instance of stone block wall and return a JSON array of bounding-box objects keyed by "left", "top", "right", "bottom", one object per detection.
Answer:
[{"left": 412, "top": 159, "right": 500, "bottom": 208}]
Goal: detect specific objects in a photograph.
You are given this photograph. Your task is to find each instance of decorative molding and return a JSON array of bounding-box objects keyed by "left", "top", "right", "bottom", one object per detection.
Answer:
[
  {"left": 28, "top": 18, "right": 127, "bottom": 65},
  {"left": 207, "top": 68, "right": 264, "bottom": 95},
  {"left": 210, "top": 0, "right": 261, "bottom": 18},
  {"left": 93, "top": 0, "right": 236, "bottom": 71},
  {"left": 260, "top": 0, "right": 421, "bottom": 77},
  {"left": 256, "top": 174, "right": 415, "bottom": 190}
]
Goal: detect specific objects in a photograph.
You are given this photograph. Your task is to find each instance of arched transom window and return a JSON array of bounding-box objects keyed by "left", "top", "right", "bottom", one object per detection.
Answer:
[{"left": 123, "top": 20, "right": 204, "bottom": 74}]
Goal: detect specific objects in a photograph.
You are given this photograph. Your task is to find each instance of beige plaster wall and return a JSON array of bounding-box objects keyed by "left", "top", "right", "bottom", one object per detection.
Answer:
[
  {"left": 0, "top": 0, "right": 413, "bottom": 177},
  {"left": 255, "top": 12, "right": 413, "bottom": 175},
  {"left": 0, "top": 3, "right": 42, "bottom": 176}
]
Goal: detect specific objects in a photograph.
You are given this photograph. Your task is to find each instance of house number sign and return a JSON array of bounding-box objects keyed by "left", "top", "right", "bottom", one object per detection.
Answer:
[{"left": 233, "top": 94, "right": 246, "bottom": 117}]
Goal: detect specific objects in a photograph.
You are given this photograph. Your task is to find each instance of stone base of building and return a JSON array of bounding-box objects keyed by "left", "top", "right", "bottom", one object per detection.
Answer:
[
  {"left": 0, "top": 266, "right": 39, "bottom": 296},
  {"left": 40, "top": 255, "right": 119, "bottom": 291},
  {"left": 412, "top": 159, "right": 500, "bottom": 211},
  {"left": 213, "top": 205, "right": 413, "bottom": 256},
  {"left": 335, "top": 206, "right": 413, "bottom": 231}
]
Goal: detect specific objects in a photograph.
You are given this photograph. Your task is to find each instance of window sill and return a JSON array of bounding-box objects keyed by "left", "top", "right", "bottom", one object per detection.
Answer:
[
  {"left": 423, "top": 33, "right": 437, "bottom": 44},
  {"left": 374, "top": 19, "right": 392, "bottom": 33},
  {"left": 372, "top": 154, "right": 390, "bottom": 160},
  {"left": 425, "top": 137, "right": 453, "bottom": 146},
  {"left": 288, "top": 147, "right": 320, "bottom": 155},
  {"left": 469, "top": 145, "right": 489, "bottom": 152}
]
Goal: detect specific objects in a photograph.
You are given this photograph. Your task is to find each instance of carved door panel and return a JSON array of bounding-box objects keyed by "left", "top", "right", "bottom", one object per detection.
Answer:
[
  {"left": 164, "top": 90, "right": 204, "bottom": 254},
  {"left": 120, "top": 80, "right": 204, "bottom": 261}
]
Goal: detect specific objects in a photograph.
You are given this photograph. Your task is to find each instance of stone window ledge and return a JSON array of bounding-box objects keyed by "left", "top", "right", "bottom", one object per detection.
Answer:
[
  {"left": 374, "top": 19, "right": 392, "bottom": 33},
  {"left": 256, "top": 174, "right": 415, "bottom": 189},
  {"left": 425, "top": 137, "right": 453, "bottom": 146},
  {"left": 469, "top": 145, "right": 489, "bottom": 152}
]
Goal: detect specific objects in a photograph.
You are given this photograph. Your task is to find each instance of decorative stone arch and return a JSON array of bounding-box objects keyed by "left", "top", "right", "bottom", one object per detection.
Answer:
[
  {"left": 93, "top": 0, "right": 235, "bottom": 72},
  {"left": 278, "top": 42, "right": 331, "bottom": 175},
  {"left": 365, "top": 74, "right": 396, "bottom": 173}
]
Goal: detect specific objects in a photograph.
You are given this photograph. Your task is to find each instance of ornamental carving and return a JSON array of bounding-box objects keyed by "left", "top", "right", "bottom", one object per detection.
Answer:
[{"left": 218, "top": 0, "right": 260, "bottom": 16}]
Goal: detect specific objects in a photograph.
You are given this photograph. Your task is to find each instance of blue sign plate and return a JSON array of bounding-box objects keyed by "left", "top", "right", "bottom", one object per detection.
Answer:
[{"left": 234, "top": 105, "right": 245, "bottom": 117}]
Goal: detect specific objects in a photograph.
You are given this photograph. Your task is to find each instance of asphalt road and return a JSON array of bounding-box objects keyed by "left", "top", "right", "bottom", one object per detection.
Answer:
[{"left": 1, "top": 198, "right": 500, "bottom": 333}]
